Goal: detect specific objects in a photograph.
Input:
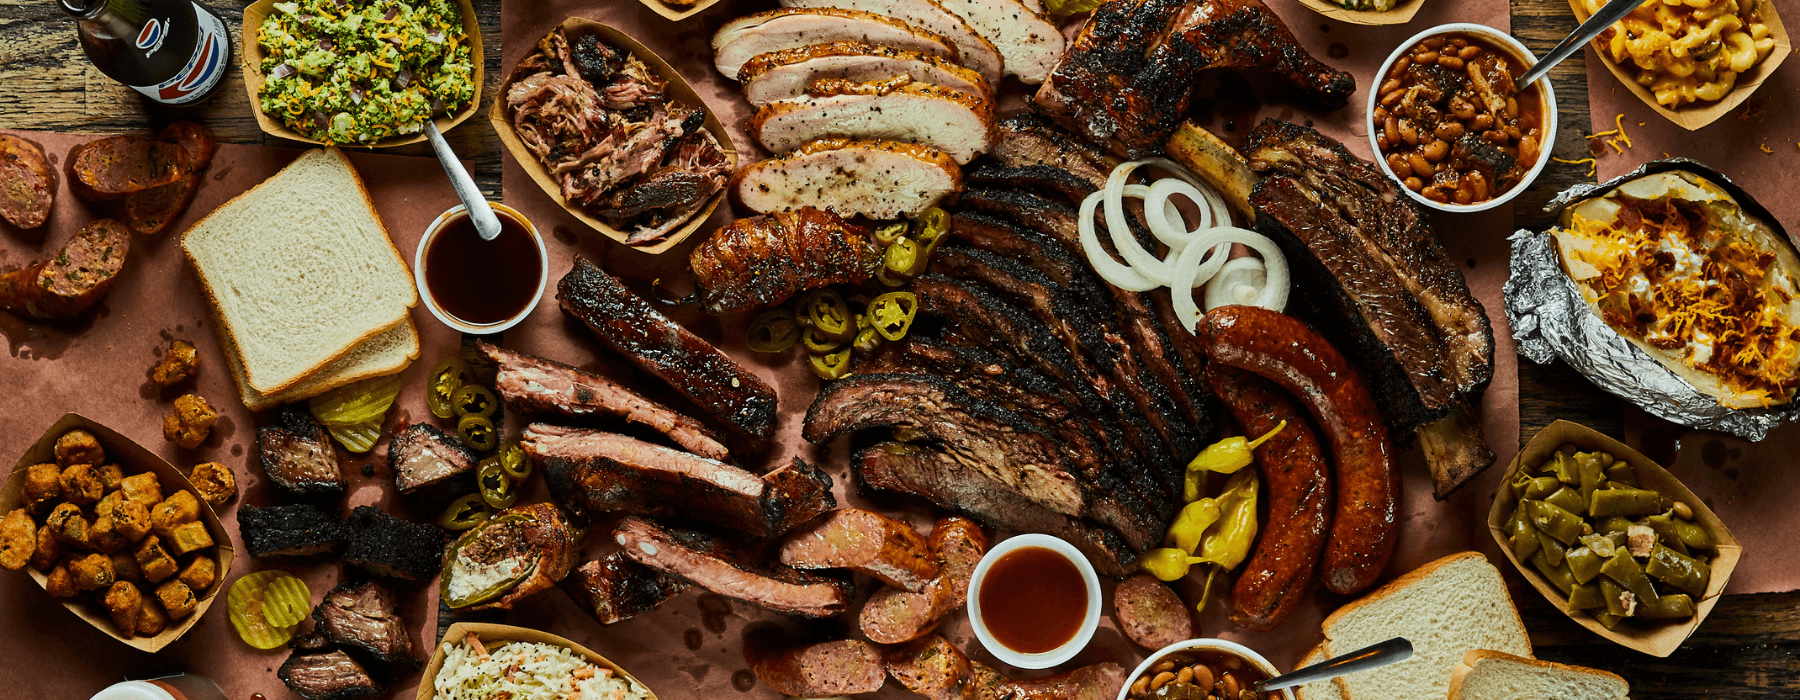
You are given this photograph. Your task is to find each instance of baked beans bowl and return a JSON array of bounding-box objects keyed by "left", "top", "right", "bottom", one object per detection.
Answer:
[
  {"left": 1367, "top": 23, "right": 1558, "bottom": 213},
  {"left": 1118, "top": 638, "right": 1293, "bottom": 700}
]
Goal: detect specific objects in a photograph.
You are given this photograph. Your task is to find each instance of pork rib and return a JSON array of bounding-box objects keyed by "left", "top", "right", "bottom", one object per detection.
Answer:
[
  {"left": 482, "top": 342, "right": 730, "bottom": 462},
  {"left": 613, "top": 516, "right": 852, "bottom": 618}
]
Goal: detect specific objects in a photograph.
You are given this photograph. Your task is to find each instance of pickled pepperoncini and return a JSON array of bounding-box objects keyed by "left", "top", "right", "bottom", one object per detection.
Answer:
[{"left": 1184, "top": 421, "right": 1285, "bottom": 502}]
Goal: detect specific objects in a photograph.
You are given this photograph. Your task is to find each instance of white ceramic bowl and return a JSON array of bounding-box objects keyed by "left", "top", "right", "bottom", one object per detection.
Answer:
[
  {"left": 413, "top": 202, "right": 548, "bottom": 335},
  {"left": 1366, "top": 22, "right": 1558, "bottom": 213},
  {"left": 966, "top": 534, "right": 1102, "bottom": 670},
  {"left": 1116, "top": 638, "right": 1296, "bottom": 700}
]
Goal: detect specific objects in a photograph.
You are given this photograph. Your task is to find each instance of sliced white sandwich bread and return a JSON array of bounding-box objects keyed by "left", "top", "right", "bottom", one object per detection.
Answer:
[
  {"left": 1448, "top": 650, "right": 1630, "bottom": 700},
  {"left": 1321, "top": 552, "right": 1533, "bottom": 700},
  {"left": 225, "top": 314, "right": 420, "bottom": 412},
  {"left": 182, "top": 147, "right": 417, "bottom": 397},
  {"left": 1293, "top": 644, "right": 1346, "bottom": 700}
]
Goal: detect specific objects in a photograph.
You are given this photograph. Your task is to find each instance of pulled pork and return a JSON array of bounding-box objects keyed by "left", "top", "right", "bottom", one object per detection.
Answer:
[{"left": 504, "top": 28, "right": 729, "bottom": 246}]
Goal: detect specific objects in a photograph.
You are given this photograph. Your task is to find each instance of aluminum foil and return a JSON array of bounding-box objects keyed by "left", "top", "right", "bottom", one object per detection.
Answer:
[{"left": 1504, "top": 159, "right": 1800, "bottom": 440}]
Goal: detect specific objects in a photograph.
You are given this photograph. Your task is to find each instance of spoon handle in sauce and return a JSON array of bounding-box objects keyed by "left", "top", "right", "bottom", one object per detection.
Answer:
[
  {"left": 1251, "top": 637, "right": 1413, "bottom": 693},
  {"left": 425, "top": 119, "right": 503, "bottom": 241},
  {"left": 1517, "top": 0, "right": 1647, "bottom": 87}
]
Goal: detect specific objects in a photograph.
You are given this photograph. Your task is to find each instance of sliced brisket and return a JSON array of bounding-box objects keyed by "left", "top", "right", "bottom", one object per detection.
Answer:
[
  {"left": 387, "top": 423, "right": 478, "bottom": 496},
  {"left": 257, "top": 406, "right": 345, "bottom": 498},
  {"left": 311, "top": 579, "right": 417, "bottom": 668}
]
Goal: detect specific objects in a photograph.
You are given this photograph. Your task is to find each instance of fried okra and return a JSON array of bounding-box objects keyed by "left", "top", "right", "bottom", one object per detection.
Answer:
[
  {"left": 46, "top": 503, "right": 89, "bottom": 548},
  {"left": 155, "top": 579, "right": 196, "bottom": 620},
  {"left": 105, "top": 581, "right": 144, "bottom": 635},
  {"left": 135, "top": 536, "right": 178, "bottom": 583},
  {"left": 45, "top": 563, "right": 76, "bottom": 598},
  {"left": 169, "top": 522, "right": 213, "bottom": 556},
  {"left": 119, "top": 472, "right": 162, "bottom": 509},
  {"left": 58, "top": 464, "right": 104, "bottom": 505},
  {"left": 111, "top": 550, "right": 143, "bottom": 583},
  {"left": 163, "top": 394, "right": 218, "bottom": 449},
  {"left": 95, "top": 463, "right": 125, "bottom": 491},
  {"left": 112, "top": 499, "right": 151, "bottom": 543},
  {"left": 177, "top": 555, "right": 216, "bottom": 592},
  {"left": 150, "top": 340, "right": 200, "bottom": 387},
  {"left": 71, "top": 552, "right": 115, "bottom": 591},
  {"left": 55, "top": 430, "right": 105, "bottom": 467},
  {"left": 188, "top": 462, "right": 236, "bottom": 507},
  {"left": 32, "top": 525, "right": 64, "bottom": 571},
  {"left": 22, "top": 464, "right": 62, "bottom": 513},
  {"left": 135, "top": 597, "right": 169, "bottom": 636},
  {"left": 88, "top": 512, "right": 126, "bottom": 554},
  {"left": 151, "top": 490, "right": 199, "bottom": 541},
  {"left": 0, "top": 510, "right": 34, "bottom": 570}
]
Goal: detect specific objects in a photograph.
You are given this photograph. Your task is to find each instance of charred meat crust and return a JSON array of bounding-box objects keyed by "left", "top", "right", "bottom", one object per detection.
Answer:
[
  {"left": 1243, "top": 119, "right": 1495, "bottom": 435},
  {"left": 558, "top": 257, "right": 778, "bottom": 452},
  {"left": 343, "top": 506, "right": 443, "bottom": 581},
  {"left": 276, "top": 648, "right": 382, "bottom": 700},
  {"left": 688, "top": 207, "right": 879, "bottom": 315},
  {"left": 482, "top": 341, "right": 731, "bottom": 462},
  {"left": 529, "top": 424, "right": 835, "bottom": 538},
  {"left": 239, "top": 504, "right": 348, "bottom": 559},
  {"left": 257, "top": 406, "right": 346, "bottom": 498},
  {"left": 612, "top": 516, "right": 852, "bottom": 618},
  {"left": 850, "top": 443, "right": 1137, "bottom": 576},
  {"left": 559, "top": 551, "right": 692, "bottom": 625}
]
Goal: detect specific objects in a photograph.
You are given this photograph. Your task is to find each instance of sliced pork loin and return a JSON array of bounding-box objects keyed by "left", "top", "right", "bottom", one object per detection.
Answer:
[
  {"left": 732, "top": 138, "right": 962, "bottom": 219},
  {"left": 528, "top": 424, "right": 835, "bottom": 539},
  {"left": 741, "top": 42, "right": 990, "bottom": 106},
  {"left": 613, "top": 516, "right": 852, "bottom": 618},
  {"left": 934, "top": 0, "right": 1064, "bottom": 83},
  {"left": 713, "top": 8, "right": 958, "bottom": 80},
  {"left": 481, "top": 341, "right": 731, "bottom": 462},
  {"left": 751, "top": 78, "right": 994, "bottom": 164},
  {"left": 779, "top": 0, "right": 1003, "bottom": 84}
]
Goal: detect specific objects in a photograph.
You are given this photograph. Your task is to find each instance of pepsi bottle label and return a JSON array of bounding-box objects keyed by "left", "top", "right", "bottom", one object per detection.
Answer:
[{"left": 129, "top": 2, "right": 228, "bottom": 105}]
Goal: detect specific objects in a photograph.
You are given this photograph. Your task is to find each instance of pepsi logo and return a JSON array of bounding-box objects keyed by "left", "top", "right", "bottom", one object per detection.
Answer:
[{"left": 135, "top": 19, "right": 162, "bottom": 50}]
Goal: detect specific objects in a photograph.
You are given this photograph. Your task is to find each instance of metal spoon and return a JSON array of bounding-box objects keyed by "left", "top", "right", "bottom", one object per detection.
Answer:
[
  {"left": 1517, "top": 0, "right": 1648, "bottom": 87},
  {"left": 1252, "top": 638, "right": 1413, "bottom": 694},
  {"left": 424, "top": 119, "right": 502, "bottom": 241}
]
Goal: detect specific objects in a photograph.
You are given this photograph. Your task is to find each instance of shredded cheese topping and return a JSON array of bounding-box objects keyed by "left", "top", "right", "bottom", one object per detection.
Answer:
[{"left": 1560, "top": 184, "right": 1800, "bottom": 406}]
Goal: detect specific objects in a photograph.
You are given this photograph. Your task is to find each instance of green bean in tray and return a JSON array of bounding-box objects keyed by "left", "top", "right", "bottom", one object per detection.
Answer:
[
  {"left": 747, "top": 207, "right": 943, "bottom": 380},
  {"left": 1504, "top": 446, "right": 1715, "bottom": 627}
]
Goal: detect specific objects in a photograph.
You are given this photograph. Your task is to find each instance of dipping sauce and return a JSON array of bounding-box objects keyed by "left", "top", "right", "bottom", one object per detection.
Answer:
[
  {"left": 423, "top": 208, "right": 543, "bottom": 326},
  {"left": 1373, "top": 31, "right": 1545, "bottom": 206},
  {"left": 978, "top": 546, "right": 1087, "bottom": 654}
]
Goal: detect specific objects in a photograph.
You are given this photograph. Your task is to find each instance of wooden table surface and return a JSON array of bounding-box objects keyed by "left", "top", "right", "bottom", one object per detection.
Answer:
[{"left": 3, "top": 0, "right": 1796, "bottom": 696}]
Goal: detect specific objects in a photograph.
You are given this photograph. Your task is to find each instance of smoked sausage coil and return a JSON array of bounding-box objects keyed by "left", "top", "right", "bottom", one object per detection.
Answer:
[
  {"left": 1195, "top": 305, "right": 1398, "bottom": 596},
  {"left": 0, "top": 135, "right": 55, "bottom": 230},
  {"left": 0, "top": 219, "right": 131, "bottom": 319},
  {"left": 1204, "top": 364, "right": 1332, "bottom": 629}
]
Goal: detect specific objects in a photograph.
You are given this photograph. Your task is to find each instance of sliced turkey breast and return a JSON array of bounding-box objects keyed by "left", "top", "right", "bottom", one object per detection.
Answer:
[
  {"left": 713, "top": 8, "right": 958, "bottom": 80},
  {"left": 779, "top": 0, "right": 1004, "bottom": 85},
  {"left": 742, "top": 42, "right": 990, "bottom": 106},
  {"left": 732, "top": 139, "right": 962, "bottom": 219},
  {"left": 751, "top": 78, "right": 994, "bottom": 164},
  {"left": 934, "top": 0, "right": 1064, "bottom": 84}
]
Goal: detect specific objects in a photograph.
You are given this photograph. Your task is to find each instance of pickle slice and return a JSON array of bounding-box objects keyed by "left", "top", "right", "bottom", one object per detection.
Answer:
[
  {"left": 328, "top": 420, "right": 383, "bottom": 453},
  {"left": 263, "top": 573, "right": 313, "bottom": 627},
  {"left": 229, "top": 570, "right": 304, "bottom": 649}
]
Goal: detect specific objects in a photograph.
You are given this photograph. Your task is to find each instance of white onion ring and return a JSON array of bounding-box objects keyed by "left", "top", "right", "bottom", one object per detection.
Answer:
[
  {"left": 1104, "top": 169, "right": 1173, "bottom": 282},
  {"left": 1078, "top": 191, "right": 1160, "bottom": 291},
  {"left": 1170, "top": 226, "right": 1291, "bottom": 332},
  {"left": 1137, "top": 157, "right": 1232, "bottom": 230},
  {"left": 1205, "top": 256, "right": 1267, "bottom": 310},
  {"left": 1143, "top": 178, "right": 1212, "bottom": 249}
]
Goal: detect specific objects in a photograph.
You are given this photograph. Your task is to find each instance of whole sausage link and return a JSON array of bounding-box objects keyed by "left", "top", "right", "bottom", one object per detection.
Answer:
[
  {"left": 1206, "top": 365, "right": 1333, "bottom": 631},
  {"left": 1196, "top": 305, "right": 1400, "bottom": 596}
]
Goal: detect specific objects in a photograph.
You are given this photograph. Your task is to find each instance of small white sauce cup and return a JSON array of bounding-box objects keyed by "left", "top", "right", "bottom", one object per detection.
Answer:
[
  {"left": 966, "top": 533, "right": 1102, "bottom": 670},
  {"left": 413, "top": 201, "right": 548, "bottom": 335},
  {"left": 1367, "top": 22, "right": 1558, "bottom": 213},
  {"left": 1117, "top": 638, "right": 1295, "bottom": 700}
]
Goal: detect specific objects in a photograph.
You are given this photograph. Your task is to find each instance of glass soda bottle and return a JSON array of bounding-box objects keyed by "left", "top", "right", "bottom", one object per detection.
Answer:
[{"left": 58, "top": 0, "right": 232, "bottom": 105}]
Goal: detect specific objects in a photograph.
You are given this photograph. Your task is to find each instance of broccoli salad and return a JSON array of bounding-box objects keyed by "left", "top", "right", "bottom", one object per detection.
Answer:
[{"left": 256, "top": 0, "right": 476, "bottom": 144}]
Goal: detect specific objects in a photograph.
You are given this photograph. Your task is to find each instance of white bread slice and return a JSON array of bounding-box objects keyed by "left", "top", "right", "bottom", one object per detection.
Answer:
[
  {"left": 182, "top": 147, "right": 418, "bottom": 395},
  {"left": 1321, "top": 552, "right": 1533, "bottom": 700},
  {"left": 1448, "top": 650, "right": 1630, "bottom": 700},
  {"left": 1293, "top": 644, "right": 1346, "bottom": 700},
  {"left": 227, "top": 315, "right": 420, "bottom": 412}
]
